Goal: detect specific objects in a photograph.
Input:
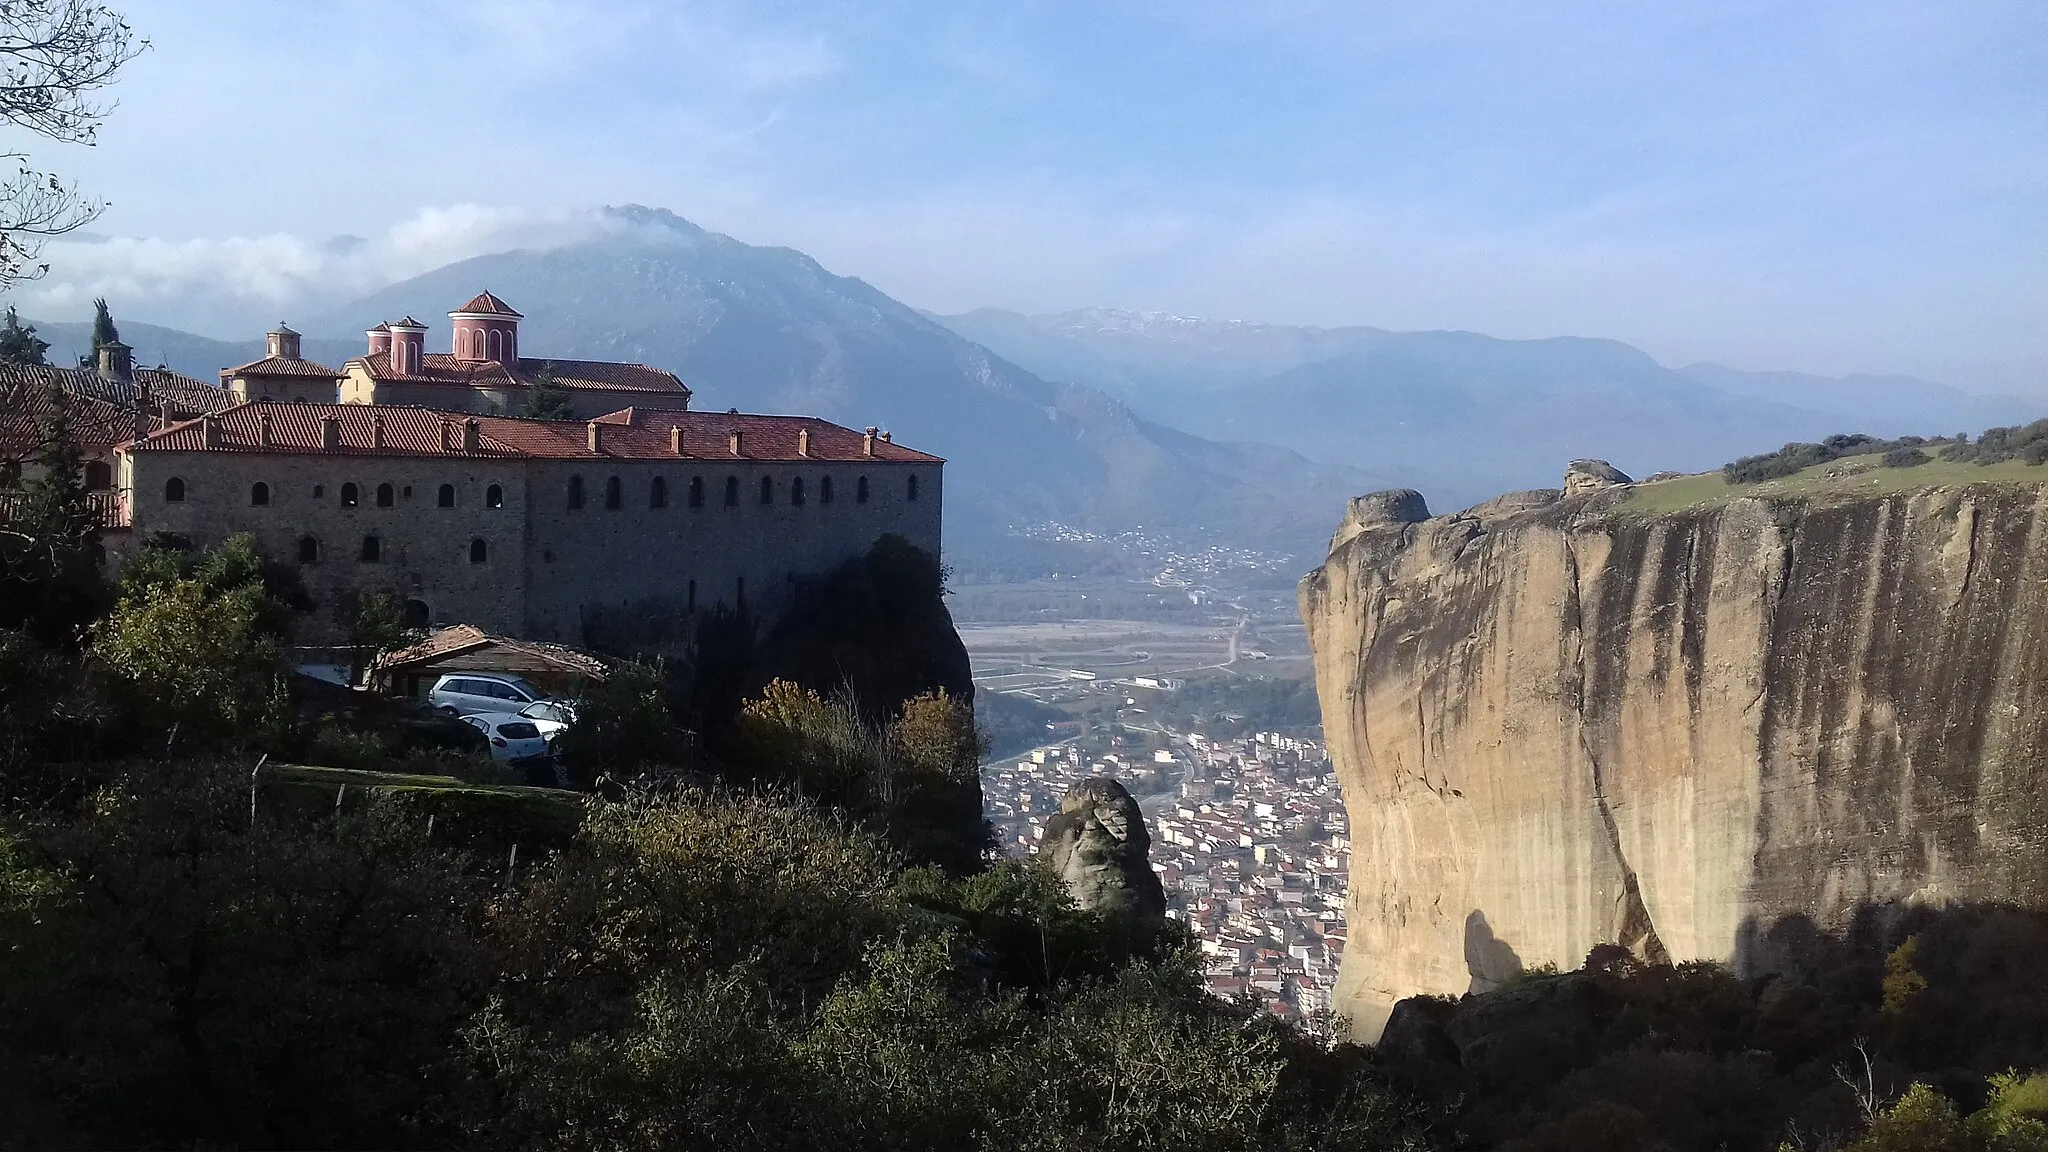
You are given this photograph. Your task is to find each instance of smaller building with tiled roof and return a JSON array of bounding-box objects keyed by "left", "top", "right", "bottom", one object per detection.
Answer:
[
  {"left": 340, "top": 291, "right": 689, "bottom": 418},
  {"left": 221, "top": 324, "right": 343, "bottom": 404},
  {"left": 370, "top": 623, "right": 609, "bottom": 700}
]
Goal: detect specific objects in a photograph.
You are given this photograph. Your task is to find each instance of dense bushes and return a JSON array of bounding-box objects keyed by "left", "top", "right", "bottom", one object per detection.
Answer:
[
  {"left": 1379, "top": 904, "right": 2048, "bottom": 1151},
  {"left": 734, "top": 679, "right": 990, "bottom": 873},
  {"left": 1721, "top": 418, "right": 2048, "bottom": 484},
  {"left": 0, "top": 760, "right": 1441, "bottom": 1150},
  {"left": 1941, "top": 419, "right": 2048, "bottom": 466},
  {"left": 1722, "top": 434, "right": 1948, "bottom": 484}
]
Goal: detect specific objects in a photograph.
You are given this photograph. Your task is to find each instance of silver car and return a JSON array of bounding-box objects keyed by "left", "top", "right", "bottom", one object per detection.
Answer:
[{"left": 429, "top": 673, "right": 543, "bottom": 716}]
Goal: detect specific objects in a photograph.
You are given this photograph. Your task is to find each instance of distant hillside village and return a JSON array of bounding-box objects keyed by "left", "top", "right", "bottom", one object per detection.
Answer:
[{"left": 0, "top": 295, "right": 943, "bottom": 643}]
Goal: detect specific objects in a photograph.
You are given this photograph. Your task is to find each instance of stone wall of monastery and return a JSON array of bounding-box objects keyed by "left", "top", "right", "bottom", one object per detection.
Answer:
[{"left": 117, "top": 448, "right": 943, "bottom": 647}]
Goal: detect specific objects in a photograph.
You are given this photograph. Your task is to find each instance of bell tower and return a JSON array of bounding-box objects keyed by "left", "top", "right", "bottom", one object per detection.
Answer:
[{"left": 449, "top": 290, "right": 523, "bottom": 365}]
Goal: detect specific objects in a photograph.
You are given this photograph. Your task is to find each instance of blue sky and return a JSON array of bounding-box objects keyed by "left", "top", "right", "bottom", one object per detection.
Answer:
[{"left": 9, "top": 0, "right": 2044, "bottom": 388}]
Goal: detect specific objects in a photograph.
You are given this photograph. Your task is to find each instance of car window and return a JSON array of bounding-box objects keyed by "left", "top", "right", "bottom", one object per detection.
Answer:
[
  {"left": 461, "top": 716, "right": 488, "bottom": 732},
  {"left": 523, "top": 703, "right": 557, "bottom": 722},
  {"left": 498, "top": 722, "right": 542, "bottom": 739},
  {"left": 487, "top": 682, "right": 519, "bottom": 700},
  {"left": 442, "top": 679, "right": 471, "bottom": 695}
]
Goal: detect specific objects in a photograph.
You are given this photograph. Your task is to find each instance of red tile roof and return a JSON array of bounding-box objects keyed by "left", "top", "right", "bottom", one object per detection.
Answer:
[
  {"left": 0, "top": 385, "right": 158, "bottom": 457},
  {"left": 0, "top": 363, "right": 231, "bottom": 421},
  {"left": 350, "top": 351, "right": 688, "bottom": 397},
  {"left": 126, "top": 401, "right": 943, "bottom": 464},
  {"left": 452, "top": 291, "right": 522, "bottom": 318},
  {"left": 372, "top": 623, "right": 609, "bottom": 680},
  {"left": 221, "top": 356, "right": 344, "bottom": 379}
]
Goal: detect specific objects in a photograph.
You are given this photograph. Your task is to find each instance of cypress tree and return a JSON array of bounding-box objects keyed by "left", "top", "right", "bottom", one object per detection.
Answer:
[
  {"left": 0, "top": 307, "right": 49, "bottom": 365},
  {"left": 518, "top": 361, "right": 577, "bottom": 420},
  {"left": 89, "top": 297, "right": 120, "bottom": 354},
  {"left": 1, "top": 379, "right": 104, "bottom": 643}
]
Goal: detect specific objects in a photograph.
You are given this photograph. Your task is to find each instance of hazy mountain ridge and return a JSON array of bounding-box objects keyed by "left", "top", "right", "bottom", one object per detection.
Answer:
[
  {"left": 295, "top": 208, "right": 1385, "bottom": 571},
  {"left": 938, "top": 307, "right": 2041, "bottom": 510}
]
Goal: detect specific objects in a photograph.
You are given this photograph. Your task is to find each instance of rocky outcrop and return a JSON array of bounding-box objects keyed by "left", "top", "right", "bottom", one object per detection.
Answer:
[
  {"left": 1562, "top": 458, "right": 1632, "bottom": 496},
  {"left": 1042, "top": 777, "right": 1167, "bottom": 947},
  {"left": 1300, "top": 478, "right": 2048, "bottom": 1039}
]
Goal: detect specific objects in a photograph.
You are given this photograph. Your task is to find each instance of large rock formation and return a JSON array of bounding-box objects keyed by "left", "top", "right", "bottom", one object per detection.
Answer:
[
  {"left": 1301, "top": 471, "right": 2048, "bottom": 1039},
  {"left": 1042, "top": 777, "right": 1167, "bottom": 948}
]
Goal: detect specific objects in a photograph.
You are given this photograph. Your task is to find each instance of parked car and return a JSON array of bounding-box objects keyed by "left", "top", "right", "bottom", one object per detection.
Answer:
[
  {"left": 515, "top": 700, "right": 577, "bottom": 742},
  {"left": 430, "top": 673, "right": 545, "bottom": 716},
  {"left": 459, "top": 713, "right": 553, "bottom": 763}
]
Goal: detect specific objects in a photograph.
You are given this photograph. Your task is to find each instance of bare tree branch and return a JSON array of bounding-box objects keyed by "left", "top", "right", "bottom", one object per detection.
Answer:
[{"left": 0, "top": 1, "right": 143, "bottom": 290}]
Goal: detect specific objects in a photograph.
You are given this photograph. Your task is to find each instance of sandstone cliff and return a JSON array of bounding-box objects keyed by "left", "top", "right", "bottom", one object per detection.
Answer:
[{"left": 1301, "top": 469, "right": 2048, "bottom": 1039}]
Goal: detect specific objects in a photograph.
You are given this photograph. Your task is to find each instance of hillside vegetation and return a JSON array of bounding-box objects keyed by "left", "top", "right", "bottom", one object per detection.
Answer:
[{"left": 0, "top": 437, "right": 1440, "bottom": 1149}]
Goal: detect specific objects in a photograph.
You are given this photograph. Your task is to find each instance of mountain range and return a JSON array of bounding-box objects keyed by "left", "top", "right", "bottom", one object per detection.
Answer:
[
  {"left": 936, "top": 308, "right": 2038, "bottom": 510},
  {"left": 26, "top": 205, "right": 2038, "bottom": 577}
]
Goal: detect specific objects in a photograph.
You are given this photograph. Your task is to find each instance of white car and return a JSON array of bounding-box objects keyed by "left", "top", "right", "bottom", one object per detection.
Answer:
[
  {"left": 430, "top": 673, "right": 544, "bottom": 717},
  {"left": 460, "top": 714, "right": 552, "bottom": 763},
  {"left": 514, "top": 700, "right": 577, "bottom": 742}
]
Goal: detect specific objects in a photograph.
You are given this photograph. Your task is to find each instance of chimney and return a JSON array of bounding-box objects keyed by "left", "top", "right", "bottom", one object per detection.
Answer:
[
  {"left": 201, "top": 415, "right": 220, "bottom": 449},
  {"left": 670, "top": 425, "right": 685, "bottom": 456},
  {"left": 462, "top": 418, "right": 480, "bottom": 453},
  {"left": 729, "top": 429, "right": 744, "bottom": 456},
  {"left": 797, "top": 427, "right": 811, "bottom": 457},
  {"left": 586, "top": 421, "right": 604, "bottom": 454},
  {"left": 366, "top": 322, "right": 392, "bottom": 357},
  {"left": 97, "top": 340, "right": 133, "bottom": 383},
  {"left": 862, "top": 426, "right": 877, "bottom": 457},
  {"left": 320, "top": 415, "right": 341, "bottom": 450},
  {"left": 440, "top": 419, "right": 456, "bottom": 452},
  {"left": 258, "top": 411, "right": 274, "bottom": 447},
  {"left": 266, "top": 324, "right": 302, "bottom": 360},
  {"left": 371, "top": 414, "right": 386, "bottom": 449}
]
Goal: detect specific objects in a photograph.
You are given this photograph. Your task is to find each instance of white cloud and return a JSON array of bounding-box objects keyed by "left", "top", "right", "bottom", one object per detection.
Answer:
[{"left": 5, "top": 204, "right": 613, "bottom": 335}]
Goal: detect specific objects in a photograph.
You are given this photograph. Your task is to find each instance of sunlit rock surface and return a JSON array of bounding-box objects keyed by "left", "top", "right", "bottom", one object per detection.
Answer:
[{"left": 1301, "top": 477, "right": 2048, "bottom": 1039}]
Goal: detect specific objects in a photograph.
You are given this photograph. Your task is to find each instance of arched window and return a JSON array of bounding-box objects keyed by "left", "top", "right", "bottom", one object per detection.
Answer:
[
  {"left": 83, "top": 460, "right": 111, "bottom": 490},
  {"left": 250, "top": 481, "right": 269, "bottom": 506},
  {"left": 820, "top": 475, "right": 834, "bottom": 504},
  {"left": 688, "top": 476, "right": 704, "bottom": 508},
  {"left": 437, "top": 483, "right": 456, "bottom": 508},
  {"left": 297, "top": 536, "right": 319, "bottom": 564},
  {"left": 359, "top": 535, "right": 381, "bottom": 562},
  {"left": 486, "top": 483, "right": 504, "bottom": 508},
  {"left": 164, "top": 476, "right": 186, "bottom": 502},
  {"left": 758, "top": 476, "right": 773, "bottom": 505},
  {"left": 402, "top": 599, "right": 429, "bottom": 628},
  {"left": 470, "top": 538, "right": 488, "bottom": 563},
  {"left": 340, "top": 482, "right": 358, "bottom": 507},
  {"left": 790, "top": 476, "right": 806, "bottom": 506},
  {"left": 650, "top": 476, "right": 668, "bottom": 508},
  {"left": 567, "top": 475, "right": 585, "bottom": 509},
  {"left": 724, "top": 476, "right": 739, "bottom": 506},
  {"left": 856, "top": 475, "right": 870, "bottom": 504},
  {"left": 376, "top": 482, "right": 395, "bottom": 508},
  {"left": 907, "top": 474, "right": 919, "bottom": 502},
  {"left": 604, "top": 475, "right": 622, "bottom": 510}
]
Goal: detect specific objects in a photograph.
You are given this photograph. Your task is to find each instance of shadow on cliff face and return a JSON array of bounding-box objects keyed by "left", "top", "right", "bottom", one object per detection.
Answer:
[
  {"left": 1378, "top": 901, "right": 2048, "bottom": 1152},
  {"left": 1465, "top": 910, "right": 1524, "bottom": 994}
]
